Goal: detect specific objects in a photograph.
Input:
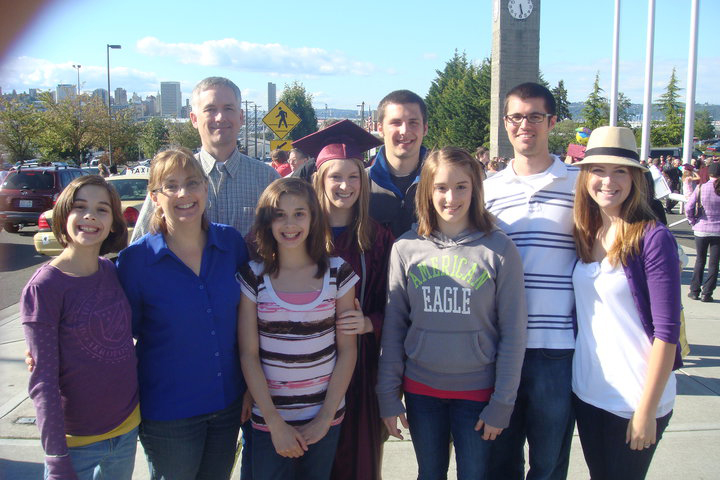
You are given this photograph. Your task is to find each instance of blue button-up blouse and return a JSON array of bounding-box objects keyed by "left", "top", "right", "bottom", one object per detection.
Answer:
[{"left": 116, "top": 223, "right": 248, "bottom": 421}]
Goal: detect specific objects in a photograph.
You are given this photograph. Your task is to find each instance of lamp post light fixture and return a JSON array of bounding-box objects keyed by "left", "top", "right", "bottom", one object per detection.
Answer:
[
  {"left": 106, "top": 44, "right": 121, "bottom": 166},
  {"left": 72, "top": 64, "right": 81, "bottom": 96}
]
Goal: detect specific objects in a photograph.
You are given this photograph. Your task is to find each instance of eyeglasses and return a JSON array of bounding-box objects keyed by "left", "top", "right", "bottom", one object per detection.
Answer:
[
  {"left": 504, "top": 113, "right": 553, "bottom": 125},
  {"left": 153, "top": 179, "right": 204, "bottom": 197}
]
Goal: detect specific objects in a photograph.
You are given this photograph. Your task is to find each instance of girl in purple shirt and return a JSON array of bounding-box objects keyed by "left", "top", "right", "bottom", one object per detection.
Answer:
[{"left": 21, "top": 175, "right": 139, "bottom": 480}]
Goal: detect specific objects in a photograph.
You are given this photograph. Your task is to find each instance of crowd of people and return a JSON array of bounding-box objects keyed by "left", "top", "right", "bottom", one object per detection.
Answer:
[{"left": 19, "top": 76, "right": 717, "bottom": 480}]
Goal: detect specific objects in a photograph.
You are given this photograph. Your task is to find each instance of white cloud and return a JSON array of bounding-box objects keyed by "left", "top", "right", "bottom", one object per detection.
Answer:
[
  {"left": 136, "top": 37, "right": 376, "bottom": 76},
  {"left": 422, "top": 53, "right": 438, "bottom": 60},
  {"left": 0, "top": 56, "right": 162, "bottom": 98}
]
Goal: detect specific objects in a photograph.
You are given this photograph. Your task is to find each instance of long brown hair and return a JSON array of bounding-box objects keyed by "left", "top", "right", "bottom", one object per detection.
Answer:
[
  {"left": 253, "top": 177, "right": 330, "bottom": 278},
  {"left": 573, "top": 166, "right": 656, "bottom": 266},
  {"left": 415, "top": 147, "right": 495, "bottom": 237},
  {"left": 52, "top": 175, "right": 128, "bottom": 255},
  {"left": 313, "top": 157, "right": 373, "bottom": 252},
  {"left": 148, "top": 148, "right": 209, "bottom": 234}
]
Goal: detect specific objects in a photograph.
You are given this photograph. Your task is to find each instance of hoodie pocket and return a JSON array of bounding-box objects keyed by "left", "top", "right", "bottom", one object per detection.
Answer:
[{"left": 405, "top": 328, "right": 492, "bottom": 375}]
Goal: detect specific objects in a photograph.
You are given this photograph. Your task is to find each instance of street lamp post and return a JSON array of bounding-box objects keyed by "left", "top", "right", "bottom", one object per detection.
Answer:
[
  {"left": 72, "top": 64, "right": 81, "bottom": 96},
  {"left": 106, "top": 44, "right": 121, "bottom": 166}
]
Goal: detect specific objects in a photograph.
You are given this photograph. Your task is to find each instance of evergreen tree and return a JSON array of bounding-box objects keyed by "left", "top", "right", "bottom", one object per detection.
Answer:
[
  {"left": 651, "top": 68, "right": 684, "bottom": 146},
  {"left": 425, "top": 51, "right": 490, "bottom": 150},
  {"left": 552, "top": 80, "right": 571, "bottom": 121},
  {"left": 581, "top": 73, "right": 609, "bottom": 130},
  {"left": 279, "top": 82, "right": 318, "bottom": 140},
  {"left": 617, "top": 92, "right": 632, "bottom": 127},
  {"left": 694, "top": 109, "right": 715, "bottom": 141}
]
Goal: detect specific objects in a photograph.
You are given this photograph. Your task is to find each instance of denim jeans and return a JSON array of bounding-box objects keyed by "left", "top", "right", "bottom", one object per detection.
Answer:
[
  {"left": 139, "top": 399, "right": 243, "bottom": 480},
  {"left": 690, "top": 236, "right": 719, "bottom": 297},
  {"left": 405, "top": 392, "right": 492, "bottom": 480},
  {"left": 488, "top": 348, "right": 575, "bottom": 480},
  {"left": 45, "top": 427, "right": 138, "bottom": 480},
  {"left": 252, "top": 424, "right": 341, "bottom": 480},
  {"left": 573, "top": 395, "right": 672, "bottom": 480}
]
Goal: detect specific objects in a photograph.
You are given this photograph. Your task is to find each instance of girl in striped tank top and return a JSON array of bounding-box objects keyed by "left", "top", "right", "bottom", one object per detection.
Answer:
[{"left": 238, "top": 177, "right": 360, "bottom": 480}]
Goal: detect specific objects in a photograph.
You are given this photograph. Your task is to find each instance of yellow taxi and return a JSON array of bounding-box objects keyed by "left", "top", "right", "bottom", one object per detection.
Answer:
[{"left": 33, "top": 174, "right": 149, "bottom": 256}]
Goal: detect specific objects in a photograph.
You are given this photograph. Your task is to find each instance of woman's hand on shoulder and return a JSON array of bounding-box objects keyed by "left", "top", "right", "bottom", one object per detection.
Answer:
[
  {"left": 336, "top": 298, "right": 372, "bottom": 334},
  {"left": 268, "top": 419, "right": 308, "bottom": 458},
  {"left": 626, "top": 410, "right": 657, "bottom": 450}
]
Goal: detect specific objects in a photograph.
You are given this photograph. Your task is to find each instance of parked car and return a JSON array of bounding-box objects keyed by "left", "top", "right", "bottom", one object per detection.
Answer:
[
  {"left": 33, "top": 174, "right": 149, "bottom": 256},
  {"left": 706, "top": 141, "right": 720, "bottom": 153},
  {"left": 0, "top": 166, "right": 86, "bottom": 233}
]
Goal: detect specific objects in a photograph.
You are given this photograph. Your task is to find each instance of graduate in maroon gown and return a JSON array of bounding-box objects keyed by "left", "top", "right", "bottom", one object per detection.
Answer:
[{"left": 294, "top": 120, "right": 394, "bottom": 480}]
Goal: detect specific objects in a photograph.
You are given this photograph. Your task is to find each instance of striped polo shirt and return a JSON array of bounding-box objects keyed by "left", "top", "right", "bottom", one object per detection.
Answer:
[
  {"left": 238, "top": 257, "right": 358, "bottom": 430},
  {"left": 484, "top": 156, "right": 579, "bottom": 349}
]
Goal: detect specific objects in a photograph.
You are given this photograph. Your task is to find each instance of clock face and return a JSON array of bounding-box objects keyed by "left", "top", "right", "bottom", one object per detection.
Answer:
[{"left": 508, "top": 0, "right": 533, "bottom": 20}]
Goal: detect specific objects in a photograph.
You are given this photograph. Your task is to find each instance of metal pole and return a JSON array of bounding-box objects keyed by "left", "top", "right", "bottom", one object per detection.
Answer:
[
  {"left": 254, "top": 104, "right": 258, "bottom": 159},
  {"left": 640, "top": 0, "right": 656, "bottom": 162},
  {"left": 106, "top": 44, "right": 121, "bottom": 166},
  {"left": 244, "top": 100, "right": 249, "bottom": 153},
  {"left": 609, "top": 0, "right": 621, "bottom": 126},
  {"left": 682, "top": 0, "right": 700, "bottom": 166},
  {"left": 72, "top": 64, "right": 81, "bottom": 95}
]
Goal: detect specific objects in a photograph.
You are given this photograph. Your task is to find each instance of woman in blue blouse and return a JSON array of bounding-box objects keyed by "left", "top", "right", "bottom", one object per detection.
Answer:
[{"left": 116, "top": 148, "right": 250, "bottom": 480}]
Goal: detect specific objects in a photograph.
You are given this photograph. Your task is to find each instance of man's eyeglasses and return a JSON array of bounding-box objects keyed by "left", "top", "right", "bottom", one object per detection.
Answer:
[
  {"left": 504, "top": 113, "right": 553, "bottom": 125},
  {"left": 153, "top": 179, "right": 204, "bottom": 197}
]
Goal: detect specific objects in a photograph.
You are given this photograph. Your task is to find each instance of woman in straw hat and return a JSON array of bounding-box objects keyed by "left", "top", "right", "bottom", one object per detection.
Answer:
[{"left": 571, "top": 126, "right": 683, "bottom": 479}]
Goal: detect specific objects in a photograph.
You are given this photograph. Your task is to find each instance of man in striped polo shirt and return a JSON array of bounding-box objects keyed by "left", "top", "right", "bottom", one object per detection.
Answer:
[{"left": 485, "top": 83, "right": 579, "bottom": 480}]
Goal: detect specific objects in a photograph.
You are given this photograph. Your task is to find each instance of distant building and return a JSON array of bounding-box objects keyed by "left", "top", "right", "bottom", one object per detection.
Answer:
[
  {"left": 160, "top": 81, "right": 181, "bottom": 117},
  {"left": 56, "top": 84, "right": 75, "bottom": 102},
  {"left": 29, "top": 88, "right": 38, "bottom": 99},
  {"left": 93, "top": 88, "right": 109, "bottom": 105},
  {"left": 144, "top": 95, "right": 159, "bottom": 116},
  {"left": 115, "top": 87, "right": 128, "bottom": 106},
  {"left": 130, "top": 92, "right": 141, "bottom": 104},
  {"left": 180, "top": 99, "right": 191, "bottom": 118},
  {"left": 268, "top": 82, "right": 276, "bottom": 109}
]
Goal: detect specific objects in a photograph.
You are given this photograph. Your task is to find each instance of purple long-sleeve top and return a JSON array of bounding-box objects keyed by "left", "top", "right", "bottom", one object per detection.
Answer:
[
  {"left": 685, "top": 179, "right": 720, "bottom": 236},
  {"left": 21, "top": 258, "right": 139, "bottom": 479},
  {"left": 621, "top": 223, "right": 683, "bottom": 370}
]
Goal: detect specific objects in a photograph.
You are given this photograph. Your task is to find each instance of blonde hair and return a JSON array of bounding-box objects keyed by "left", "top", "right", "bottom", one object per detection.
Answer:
[
  {"left": 253, "top": 177, "right": 331, "bottom": 278},
  {"left": 148, "top": 148, "right": 209, "bottom": 234},
  {"left": 415, "top": 147, "right": 495, "bottom": 237},
  {"left": 313, "top": 157, "right": 374, "bottom": 252},
  {"left": 573, "top": 166, "right": 656, "bottom": 266}
]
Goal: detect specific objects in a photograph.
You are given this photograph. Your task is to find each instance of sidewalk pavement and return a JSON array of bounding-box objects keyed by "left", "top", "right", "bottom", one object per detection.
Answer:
[{"left": 1, "top": 244, "right": 718, "bottom": 479}]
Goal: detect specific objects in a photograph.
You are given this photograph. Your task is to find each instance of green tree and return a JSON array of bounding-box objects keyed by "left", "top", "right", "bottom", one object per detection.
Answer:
[
  {"left": 36, "top": 92, "right": 106, "bottom": 162},
  {"left": 138, "top": 117, "right": 168, "bottom": 158},
  {"left": 168, "top": 120, "right": 202, "bottom": 151},
  {"left": 581, "top": 73, "right": 609, "bottom": 130},
  {"left": 552, "top": 80, "right": 571, "bottom": 121},
  {"left": 617, "top": 92, "right": 633, "bottom": 127},
  {"left": 657, "top": 68, "right": 683, "bottom": 124},
  {"left": 108, "top": 109, "right": 141, "bottom": 164},
  {"left": 425, "top": 51, "right": 491, "bottom": 150},
  {"left": 279, "top": 82, "right": 318, "bottom": 140},
  {"left": 0, "top": 98, "right": 41, "bottom": 161},
  {"left": 548, "top": 119, "right": 578, "bottom": 155},
  {"left": 694, "top": 109, "right": 714, "bottom": 141}
]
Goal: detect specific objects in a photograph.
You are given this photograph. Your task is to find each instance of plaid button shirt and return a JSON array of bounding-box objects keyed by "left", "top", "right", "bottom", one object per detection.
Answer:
[{"left": 131, "top": 149, "right": 279, "bottom": 241}]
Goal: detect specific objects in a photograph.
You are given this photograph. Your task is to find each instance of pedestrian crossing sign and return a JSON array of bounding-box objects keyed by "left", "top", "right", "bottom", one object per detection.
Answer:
[{"left": 263, "top": 101, "right": 301, "bottom": 139}]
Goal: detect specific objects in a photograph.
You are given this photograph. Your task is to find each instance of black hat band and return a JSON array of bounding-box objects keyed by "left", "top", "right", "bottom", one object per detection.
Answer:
[{"left": 584, "top": 147, "right": 640, "bottom": 161}]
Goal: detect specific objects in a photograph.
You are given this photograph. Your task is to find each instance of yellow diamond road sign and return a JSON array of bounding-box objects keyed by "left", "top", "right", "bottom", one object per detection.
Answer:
[
  {"left": 263, "top": 101, "right": 301, "bottom": 139},
  {"left": 270, "top": 140, "right": 292, "bottom": 152}
]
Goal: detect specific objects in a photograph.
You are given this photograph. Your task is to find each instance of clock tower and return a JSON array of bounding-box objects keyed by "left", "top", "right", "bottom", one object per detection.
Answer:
[{"left": 490, "top": 0, "right": 541, "bottom": 159}]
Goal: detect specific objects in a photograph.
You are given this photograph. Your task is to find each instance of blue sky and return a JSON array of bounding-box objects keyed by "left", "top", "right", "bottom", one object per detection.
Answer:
[{"left": 1, "top": 0, "right": 718, "bottom": 110}]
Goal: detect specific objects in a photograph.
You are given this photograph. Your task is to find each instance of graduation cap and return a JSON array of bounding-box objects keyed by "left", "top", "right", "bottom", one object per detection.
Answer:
[{"left": 292, "top": 119, "right": 382, "bottom": 170}]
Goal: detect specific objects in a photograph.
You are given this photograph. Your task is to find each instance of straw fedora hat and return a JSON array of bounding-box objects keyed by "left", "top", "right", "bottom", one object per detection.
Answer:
[{"left": 574, "top": 126, "right": 648, "bottom": 172}]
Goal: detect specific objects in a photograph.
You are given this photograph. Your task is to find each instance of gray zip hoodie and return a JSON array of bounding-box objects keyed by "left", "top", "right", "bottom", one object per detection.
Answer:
[{"left": 376, "top": 226, "right": 528, "bottom": 428}]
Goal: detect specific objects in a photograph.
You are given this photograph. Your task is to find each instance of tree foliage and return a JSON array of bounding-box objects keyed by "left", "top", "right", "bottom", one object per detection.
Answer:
[
  {"left": 581, "top": 73, "right": 609, "bottom": 130},
  {"left": 617, "top": 92, "right": 632, "bottom": 127},
  {"left": 548, "top": 119, "right": 578, "bottom": 155},
  {"left": 168, "top": 120, "right": 202, "bottom": 151},
  {"left": 651, "top": 69, "right": 685, "bottom": 146},
  {"left": 279, "top": 82, "right": 318, "bottom": 140},
  {"left": 425, "top": 51, "right": 491, "bottom": 151},
  {"left": 694, "top": 109, "right": 715, "bottom": 141},
  {"left": 0, "top": 98, "right": 41, "bottom": 161},
  {"left": 138, "top": 117, "right": 169, "bottom": 158},
  {"left": 552, "top": 80, "right": 571, "bottom": 121}
]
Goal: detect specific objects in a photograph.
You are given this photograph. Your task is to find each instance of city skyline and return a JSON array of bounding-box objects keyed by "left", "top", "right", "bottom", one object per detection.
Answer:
[{"left": 0, "top": 0, "right": 717, "bottom": 111}]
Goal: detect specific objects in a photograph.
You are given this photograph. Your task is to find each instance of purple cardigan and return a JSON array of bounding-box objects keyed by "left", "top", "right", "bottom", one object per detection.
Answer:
[
  {"left": 621, "top": 223, "right": 683, "bottom": 370},
  {"left": 685, "top": 179, "right": 720, "bottom": 235}
]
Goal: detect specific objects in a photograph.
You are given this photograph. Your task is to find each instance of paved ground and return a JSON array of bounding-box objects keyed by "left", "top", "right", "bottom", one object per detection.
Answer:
[{"left": 0, "top": 238, "right": 718, "bottom": 479}]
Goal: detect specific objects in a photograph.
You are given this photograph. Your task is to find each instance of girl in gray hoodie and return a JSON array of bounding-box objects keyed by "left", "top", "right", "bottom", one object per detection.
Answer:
[{"left": 377, "top": 147, "right": 528, "bottom": 479}]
